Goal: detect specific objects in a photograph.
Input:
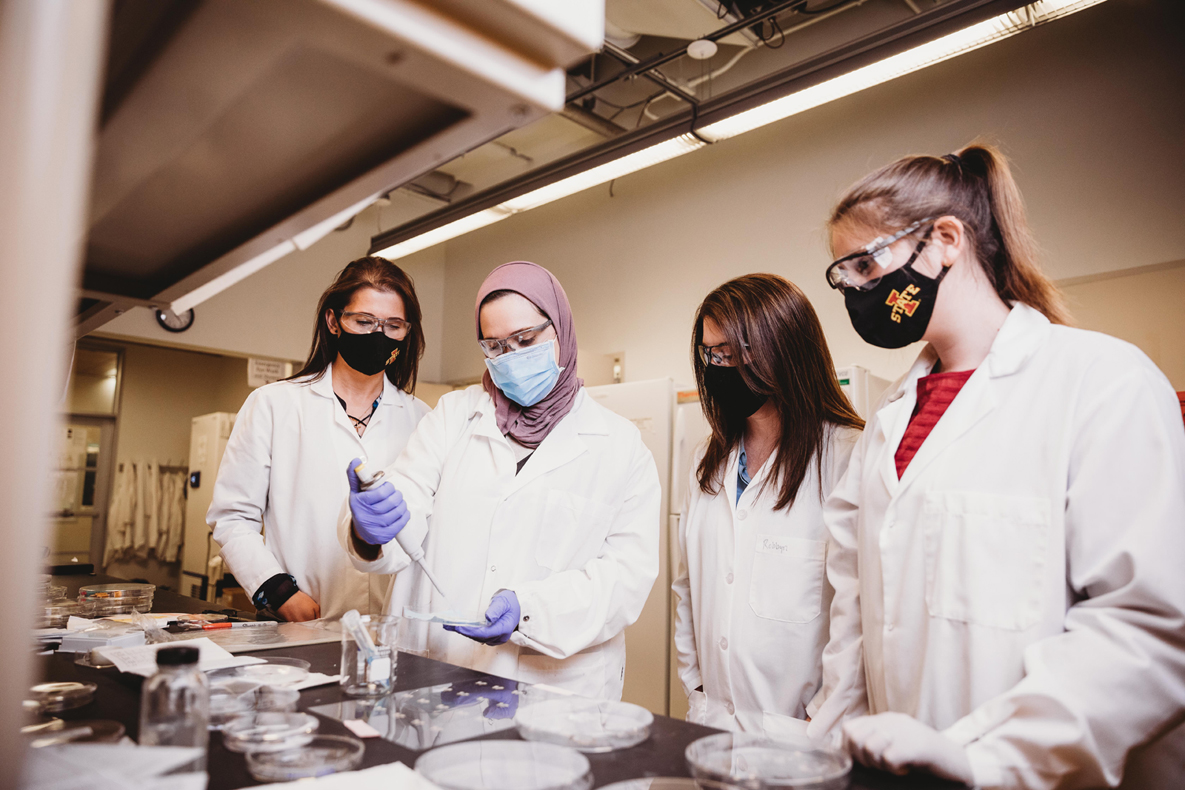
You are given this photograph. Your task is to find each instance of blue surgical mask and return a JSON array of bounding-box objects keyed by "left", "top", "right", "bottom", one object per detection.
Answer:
[{"left": 484, "top": 340, "right": 561, "bottom": 407}]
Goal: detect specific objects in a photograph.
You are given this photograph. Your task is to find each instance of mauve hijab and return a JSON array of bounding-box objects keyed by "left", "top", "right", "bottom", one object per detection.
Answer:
[{"left": 475, "top": 262, "right": 583, "bottom": 448}]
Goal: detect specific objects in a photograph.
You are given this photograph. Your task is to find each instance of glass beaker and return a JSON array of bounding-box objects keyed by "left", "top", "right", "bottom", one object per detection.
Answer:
[{"left": 340, "top": 614, "right": 399, "bottom": 697}]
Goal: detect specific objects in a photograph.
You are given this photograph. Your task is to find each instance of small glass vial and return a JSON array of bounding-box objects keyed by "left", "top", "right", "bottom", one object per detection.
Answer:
[{"left": 139, "top": 645, "right": 209, "bottom": 771}]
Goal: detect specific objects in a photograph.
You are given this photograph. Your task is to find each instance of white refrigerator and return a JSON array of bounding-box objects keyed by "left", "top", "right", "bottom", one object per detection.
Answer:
[{"left": 181, "top": 411, "right": 236, "bottom": 601}]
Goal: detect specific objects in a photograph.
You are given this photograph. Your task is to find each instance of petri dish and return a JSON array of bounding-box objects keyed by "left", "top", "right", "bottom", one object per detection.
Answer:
[
  {"left": 44, "top": 600, "right": 85, "bottom": 628},
  {"left": 516, "top": 698, "right": 653, "bottom": 753},
  {"left": 415, "top": 740, "right": 593, "bottom": 790},
  {"left": 29, "top": 720, "right": 125, "bottom": 747},
  {"left": 245, "top": 734, "right": 364, "bottom": 781},
  {"left": 78, "top": 583, "right": 155, "bottom": 600},
  {"left": 598, "top": 781, "right": 702, "bottom": 790},
  {"left": 685, "top": 732, "right": 851, "bottom": 790},
  {"left": 234, "top": 657, "right": 311, "bottom": 687},
  {"left": 208, "top": 679, "right": 262, "bottom": 730},
  {"left": 255, "top": 685, "right": 301, "bottom": 712},
  {"left": 27, "top": 682, "right": 97, "bottom": 713},
  {"left": 221, "top": 712, "right": 319, "bottom": 753}
]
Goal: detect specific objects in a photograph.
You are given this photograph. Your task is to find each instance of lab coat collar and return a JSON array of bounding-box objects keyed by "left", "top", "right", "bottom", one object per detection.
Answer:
[
  {"left": 881, "top": 302, "right": 1051, "bottom": 406},
  {"left": 875, "top": 304, "right": 1048, "bottom": 495},
  {"left": 468, "top": 389, "right": 608, "bottom": 497},
  {"left": 306, "top": 362, "right": 406, "bottom": 407},
  {"left": 468, "top": 388, "right": 609, "bottom": 439}
]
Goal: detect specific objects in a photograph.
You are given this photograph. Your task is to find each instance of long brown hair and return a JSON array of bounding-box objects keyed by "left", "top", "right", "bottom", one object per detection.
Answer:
[
  {"left": 289, "top": 256, "right": 425, "bottom": 392},
  {"left": 829, "top": 142, "right": 1070, "bottom": 325},
  {"left": 694, "top": 274, "right": 863, "bottom": 511}
]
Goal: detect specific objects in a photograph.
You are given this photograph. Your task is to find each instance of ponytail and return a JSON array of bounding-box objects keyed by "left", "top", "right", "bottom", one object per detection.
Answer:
[{"left": 830, "top": 142, "right": 1071, "bottom": 325}]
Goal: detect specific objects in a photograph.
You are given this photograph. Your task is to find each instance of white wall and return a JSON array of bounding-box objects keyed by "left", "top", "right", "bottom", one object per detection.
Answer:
[
  {"left": 98, "top": 205, "right": 449, "bottom": 383},
  {"left": 434, "top": 0, "right": 1185, "bottom": 388}
]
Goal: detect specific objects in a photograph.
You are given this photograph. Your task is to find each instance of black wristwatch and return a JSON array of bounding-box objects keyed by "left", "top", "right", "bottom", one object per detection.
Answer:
[{"left": 253, "top": 573, "right": 299, "bottom": 618}]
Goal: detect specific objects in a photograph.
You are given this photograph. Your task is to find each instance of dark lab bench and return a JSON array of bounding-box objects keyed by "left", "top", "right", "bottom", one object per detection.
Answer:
[{"left": 38, "top": 577, "right": 966, "bottom": 789}]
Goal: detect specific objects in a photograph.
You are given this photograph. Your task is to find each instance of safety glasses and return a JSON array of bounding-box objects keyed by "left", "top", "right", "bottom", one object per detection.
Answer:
[
  {"left": 825, "top": 217, "right": 936, "bottom": 292},
  {"left": 478, "top": 318, "right": 553, "bottom": 359}
]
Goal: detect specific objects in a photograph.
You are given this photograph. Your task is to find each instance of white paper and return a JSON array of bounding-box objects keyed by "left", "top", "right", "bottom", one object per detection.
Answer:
[
  {"left": 22, "top": 744, "right": 208, "bottom": 790},
  {"left": 263, "top": 761, "right": 440, "bottom": 789},
  {"left": 97, "top": 637, "right": 265, "bottom": 677},
  {"left": 294, "top": 672, "right": 341, "bottom": 691}
]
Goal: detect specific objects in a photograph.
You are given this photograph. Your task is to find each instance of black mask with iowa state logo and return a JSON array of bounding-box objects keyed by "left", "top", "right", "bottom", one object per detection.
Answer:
[{"left": 843, "top": 242, "right": 950, "bottom": 349}]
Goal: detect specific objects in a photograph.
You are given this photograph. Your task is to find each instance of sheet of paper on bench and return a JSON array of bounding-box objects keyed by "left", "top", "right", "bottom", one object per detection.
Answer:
[{"left": 98, "top": 637, "right": 265, "bottom": 677}]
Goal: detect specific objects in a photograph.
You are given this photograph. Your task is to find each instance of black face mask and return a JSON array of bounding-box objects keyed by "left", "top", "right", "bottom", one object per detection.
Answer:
[
  {"left": 703, "top": 364, "right": 766, "bottom": 419},
  {"left": 844, "top": 239, "right": 950, "bottom": 349},
  {"left": 336, "top": 328, "right": 404, "bottom": 376}
]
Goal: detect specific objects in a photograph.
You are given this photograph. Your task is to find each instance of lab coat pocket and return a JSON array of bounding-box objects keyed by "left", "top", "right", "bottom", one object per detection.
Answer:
[
  {"left": 534, "top": 490, "right": 614, "bottom": 572},
  {"left": 762, "top": 710, "right": 809, "bottom": 743},
  {"left": 922, "top": 490, "right": 1050, "bottom": 631},
  {"left": 748, "top": 534, "right": 827, "bottom": 624},
  {"left": 686, "top": 689, "right": 709, "bottom": 726}
]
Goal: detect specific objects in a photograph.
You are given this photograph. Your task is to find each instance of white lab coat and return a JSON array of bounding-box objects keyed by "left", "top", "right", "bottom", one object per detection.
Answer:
[
  {"left": 808, "top": 303, "right": 1185, "bottom": 789},
  {"left": 339, "top": 385, "right": 661, "bottom": 700},
  {"left": 210, "top": 364, "right": 429, "bottom": 620},
  {"left": 673, "top": 425, "right": 859, "bottom": 739}
]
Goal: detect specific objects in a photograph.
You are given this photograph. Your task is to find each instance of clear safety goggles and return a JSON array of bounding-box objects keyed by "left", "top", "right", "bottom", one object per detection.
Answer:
[
  {"left": 478, "top": 318, "right": 553, "bottom": 359},
  {"left": 825, "top": 217, "right": 937, "bottom": 292},
  {"left": 338, "top": 310, "right": 410, "bottom": 339}
]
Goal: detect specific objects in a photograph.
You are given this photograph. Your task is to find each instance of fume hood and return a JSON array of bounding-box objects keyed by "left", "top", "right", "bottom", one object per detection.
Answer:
[{"left": 76, "top": 0, "right": 603, "bottom": 336}]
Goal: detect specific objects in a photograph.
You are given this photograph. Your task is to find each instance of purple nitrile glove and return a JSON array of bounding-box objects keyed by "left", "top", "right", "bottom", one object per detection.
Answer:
[
  {"left": 346, "top": 457, "right": 408, "bottom": 545},
  {"left": 445, "top": 590, "right": 520, "bottom": 645}
]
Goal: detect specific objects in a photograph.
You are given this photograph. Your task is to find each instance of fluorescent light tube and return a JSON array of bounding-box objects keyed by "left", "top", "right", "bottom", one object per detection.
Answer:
[
  {"left": 171, "top": 240, "right": 296, "bottom": 314},
  {"left": 373, "top": 207, "right": 515, "bottom": 261},
  {"left": 374, "top": 0, "right": 1110, "bottom": 261},
  {"left": 499, "top": 134, "right": 706, "bottom": 213},
  {"left": 698, "top": 0, "right": 1110, "bottom": 142}
]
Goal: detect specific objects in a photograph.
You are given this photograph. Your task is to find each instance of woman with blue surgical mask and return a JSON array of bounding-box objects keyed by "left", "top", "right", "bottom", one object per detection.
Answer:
[{"left": 337, "top": 261, "right": 661, "bottom": 698}]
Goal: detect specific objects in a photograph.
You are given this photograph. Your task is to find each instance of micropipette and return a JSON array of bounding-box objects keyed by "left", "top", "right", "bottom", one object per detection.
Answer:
[{"left": 354, "top": 461, "right": 448, "bottom": 600}]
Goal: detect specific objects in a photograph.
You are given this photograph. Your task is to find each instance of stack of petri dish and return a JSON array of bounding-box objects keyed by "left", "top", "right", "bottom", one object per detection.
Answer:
[
  {"left": 684, "top": 732, "right": 852, "bottom": 790},
  {"left": 35, "top": 576, "right": 82, "bottom": 628},
  {"left": 77, "top": 583, "right": 155, "bottom": 617},
  {"left": 221, "top": 712, "right": 319, "bottom": 753}
]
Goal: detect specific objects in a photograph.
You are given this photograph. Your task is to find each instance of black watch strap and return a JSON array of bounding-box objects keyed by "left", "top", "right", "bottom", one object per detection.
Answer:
[{"left": 253, "top": 573, "right": 299, "bottom": 616}]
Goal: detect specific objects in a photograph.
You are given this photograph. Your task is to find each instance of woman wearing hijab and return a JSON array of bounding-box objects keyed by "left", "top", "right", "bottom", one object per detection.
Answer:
[{"left": 338, "top": 261, "right": 661, "bottom": 698}]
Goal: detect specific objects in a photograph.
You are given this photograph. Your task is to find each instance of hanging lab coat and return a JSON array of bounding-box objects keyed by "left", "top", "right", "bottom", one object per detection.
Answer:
[
  {"left": 210, "top": 363, "right": 429, "bottom": 620},
  {"left": 339, "top": 385, "right": 661, "bottom": 700},
  {"left": 808, "top": 303, "right": 1185, "bottom": 789},
  {"left": 673, "top": 425, "right": 859, "bottom": 740}
]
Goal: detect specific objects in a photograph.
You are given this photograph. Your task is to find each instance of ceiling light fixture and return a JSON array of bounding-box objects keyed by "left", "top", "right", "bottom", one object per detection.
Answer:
[{"left": 373, "top": 0, "right": 1109, "bottom": 261}]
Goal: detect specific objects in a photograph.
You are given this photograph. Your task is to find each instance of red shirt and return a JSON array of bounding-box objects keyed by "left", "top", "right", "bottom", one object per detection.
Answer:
[{"left": 895, "top": 369, "right": 976, "bottom": 478}]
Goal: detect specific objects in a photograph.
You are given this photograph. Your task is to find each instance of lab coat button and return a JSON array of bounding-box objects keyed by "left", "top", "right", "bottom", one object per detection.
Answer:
[
  {"left": 726, "top": 701, "right": 735, "bottom": 715},
  {"left": 887, "top": 623, "right": 895, "bottom": 631},
  {"left": 725, "top": 573, "right": 734, "bottom": 584},
  {"left": 490, "top": 565, "right": 496, "bottom": 572},
  {"left": 720, "top": 637, "right": 728, "bottom": 650},
  {"left": 737, "top": 510, "right": 747, "bottom": 520}
]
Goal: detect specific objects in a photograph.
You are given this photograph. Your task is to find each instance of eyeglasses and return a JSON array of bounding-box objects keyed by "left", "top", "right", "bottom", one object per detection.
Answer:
[
  {"left": 478, "top": 318, "right": 553, "bottom": 359},
  {"left": 697, "top": 341, "right": 748, "bottom": 367},
  {"left": 338, "top": 310, "right": 410, "bottom": 339},
  {"left": 825, "top": 217, "right": 937, "bottom": 292}
]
